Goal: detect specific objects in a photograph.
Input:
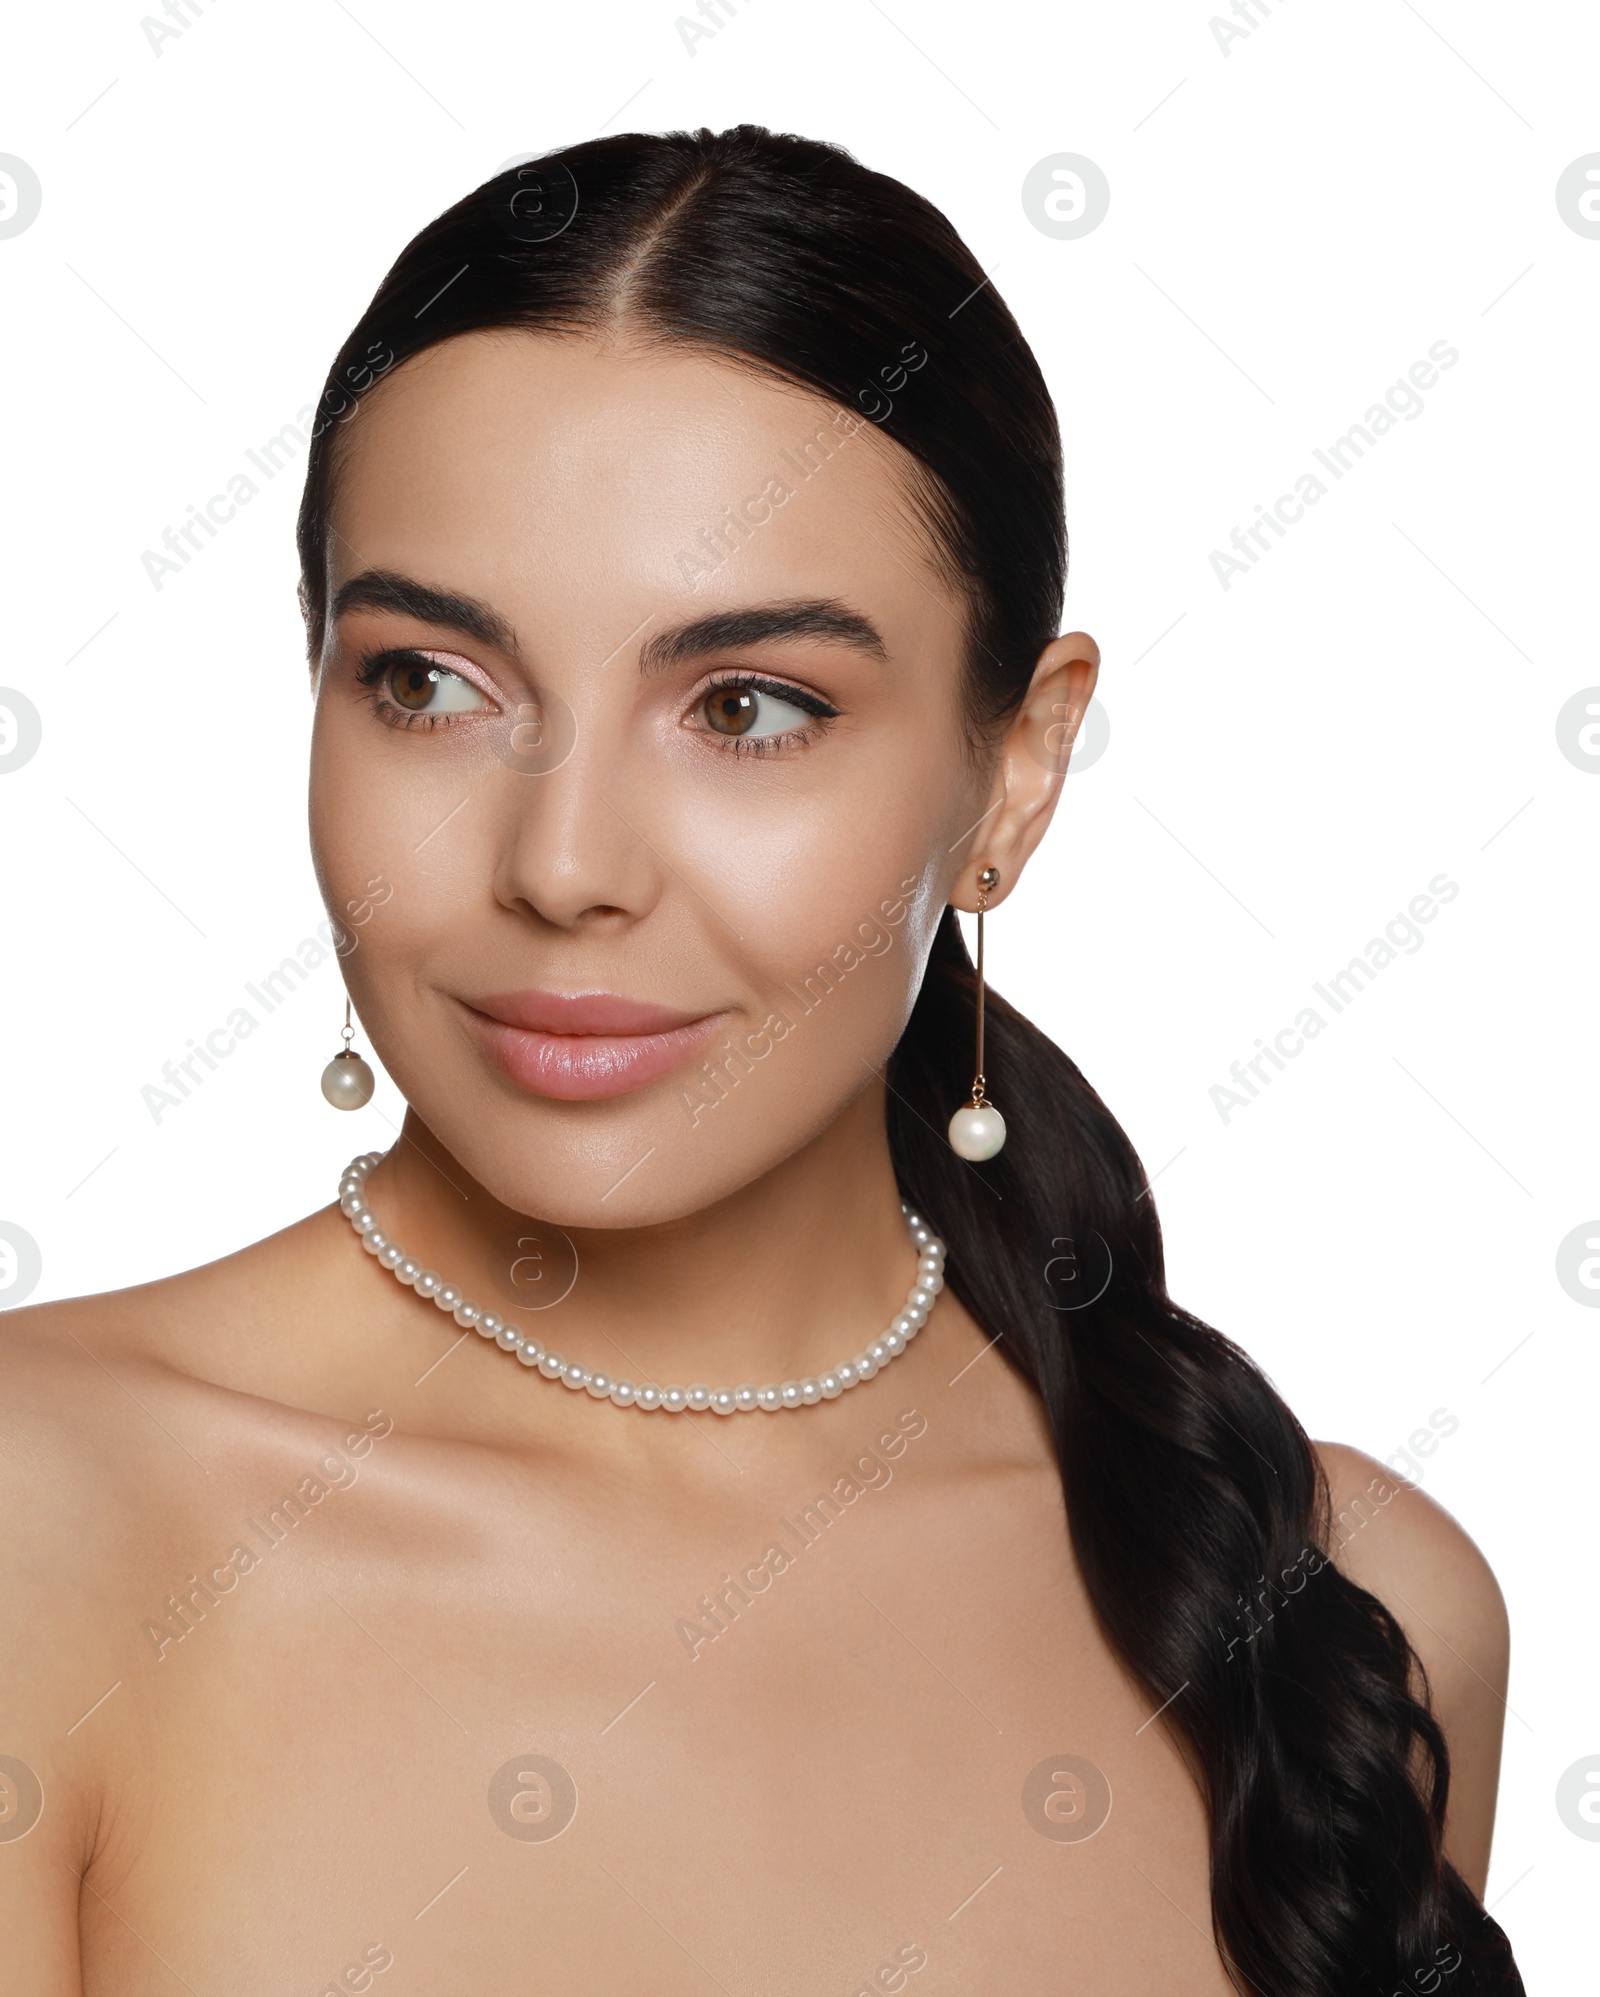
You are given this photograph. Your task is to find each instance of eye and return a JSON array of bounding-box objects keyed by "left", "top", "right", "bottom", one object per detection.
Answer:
[
  {"left": 355, "top": 646, "right": 495, "bottom": 727},
  {"left": 385, "top": 654, "right": 490, "bottom": 714},
  {"left": 698, "top": 677, "right": 833, "bottom": 742}
]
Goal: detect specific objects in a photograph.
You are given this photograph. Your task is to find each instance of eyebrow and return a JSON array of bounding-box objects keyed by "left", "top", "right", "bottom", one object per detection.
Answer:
[
  {"left": 331, "top": 570, "right": 519, "bottom": 654},
  {"left": 330, "top": 571, "right": 887, "bottom": 673},
  {"left": 638, "top": 601, "right": 888, "bottom": 674}
]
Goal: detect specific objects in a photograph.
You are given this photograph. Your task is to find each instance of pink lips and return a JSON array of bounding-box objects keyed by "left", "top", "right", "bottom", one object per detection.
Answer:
[{"left": 462, "top": 988, "right": 726, "bottom": 1101}]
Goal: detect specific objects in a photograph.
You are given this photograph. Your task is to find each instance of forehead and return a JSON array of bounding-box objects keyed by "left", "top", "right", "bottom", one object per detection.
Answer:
[{"left": 325, "top": 330, "right": 961, "bottom": 664}]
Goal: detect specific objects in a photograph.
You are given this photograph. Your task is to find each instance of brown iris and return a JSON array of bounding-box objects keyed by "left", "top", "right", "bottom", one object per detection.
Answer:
[
  {"left": 395, "top": 663, "right": 445, "bottom": 710},
  {"left": 391, "top": 661, "right": 440, "bottom": 711},
  {"left": 705, "top": 687, "right": 758, "bottom": 735}
]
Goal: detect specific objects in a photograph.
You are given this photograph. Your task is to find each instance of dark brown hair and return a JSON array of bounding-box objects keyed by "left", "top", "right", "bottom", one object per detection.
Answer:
[{"left": 296, "top": 125, "right": 1523, "bottom": 1995}]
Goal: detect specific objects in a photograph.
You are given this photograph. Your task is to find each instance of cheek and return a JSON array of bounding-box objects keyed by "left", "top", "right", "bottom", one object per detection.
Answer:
[
  {"left": 308, "top": 702, "right": 492, "bottom": 990},
  {"left": 654, "top": 749, "right": 957, "bottom": 1035}
]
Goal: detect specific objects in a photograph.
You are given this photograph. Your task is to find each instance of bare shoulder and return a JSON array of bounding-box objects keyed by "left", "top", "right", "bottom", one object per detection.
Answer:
[
  {"left": 1312, "top": 1440, "right": 1509, "bottom": 1682},
  {"left": 0, "top": 1216, "right": 365, "bottom": 1988},
  {"left": 0, "top": 1294, "right": 174, "bottom": 1988},
  {"left": 0, "top": 1204, "right": 357, "bottom": 1667},
  {"left": 1312, "top": 1439, "right": 1509, "bottom": 1895}
]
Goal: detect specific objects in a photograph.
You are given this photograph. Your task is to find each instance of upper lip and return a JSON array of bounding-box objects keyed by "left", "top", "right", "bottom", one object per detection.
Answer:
[{"left": 466, "top": 989, "right": 717, "bottom": 1037}]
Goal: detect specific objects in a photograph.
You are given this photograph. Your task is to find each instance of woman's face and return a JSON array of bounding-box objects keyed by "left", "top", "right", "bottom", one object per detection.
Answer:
[{"left": 309, "top": 331, "right": 1066, "bottom": 1226}]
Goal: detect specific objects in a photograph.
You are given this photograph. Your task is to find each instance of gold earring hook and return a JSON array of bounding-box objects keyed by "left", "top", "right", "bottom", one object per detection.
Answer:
[{"left": 972, "top": 866, "right": 999, "bottom": 1106}]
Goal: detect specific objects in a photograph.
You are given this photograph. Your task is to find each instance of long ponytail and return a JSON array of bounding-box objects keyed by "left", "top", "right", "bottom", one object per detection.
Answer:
[
  {"left": 298, "top": 123, "right": 1525, "bottom": 1993},
  {"left": 888, "top": 910, "right": 1522, "bottom": 1993}
]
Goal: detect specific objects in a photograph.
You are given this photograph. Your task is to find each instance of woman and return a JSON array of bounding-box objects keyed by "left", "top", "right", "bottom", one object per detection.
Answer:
[{"left": 1, "top": 126, "right": 1522, "bottom": 1993}]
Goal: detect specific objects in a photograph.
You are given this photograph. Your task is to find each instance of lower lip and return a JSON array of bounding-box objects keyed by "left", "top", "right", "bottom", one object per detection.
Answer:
[{"left": 462, "top": 1006, "right": 726, "bottom": 1101}]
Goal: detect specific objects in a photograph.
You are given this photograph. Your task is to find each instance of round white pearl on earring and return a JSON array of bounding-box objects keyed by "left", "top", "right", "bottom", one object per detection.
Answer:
[
  {"left": 948, "top": 1103, "right": 1007, "bottom": 1160},
  {"left": 321, "top": 1051, "right": 375, "bottom": 1110}
]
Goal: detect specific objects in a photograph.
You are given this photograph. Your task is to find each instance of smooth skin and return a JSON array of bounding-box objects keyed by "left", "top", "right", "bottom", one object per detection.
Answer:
[{"left": 0, "top": 333, "right": 1510, "bottom": 1994}]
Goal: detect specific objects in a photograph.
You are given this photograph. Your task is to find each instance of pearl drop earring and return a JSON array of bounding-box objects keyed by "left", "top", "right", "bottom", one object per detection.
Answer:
[
  {"left": 948, "top": 865, "right": 1007, "bottom": 1160},
  {"left": 321, "top": 996, "right": 375, "bottom": 1110}
]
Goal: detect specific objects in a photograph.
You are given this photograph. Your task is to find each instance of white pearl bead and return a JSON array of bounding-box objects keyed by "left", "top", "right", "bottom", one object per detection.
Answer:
[
  {"left": 948, "top": 1103, "right": 1006, "bottom": 1160},
  {"left": 321, "top": 1054, "right": 376, "bottom": 1111},
  {"left": 333, "top": 1161, "right": 945, "bottom": 1414}
]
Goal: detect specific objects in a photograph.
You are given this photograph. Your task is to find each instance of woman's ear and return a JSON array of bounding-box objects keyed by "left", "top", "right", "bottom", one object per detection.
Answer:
[{"left": 950, "top": 631, "right": 1099, "bottom": 912}]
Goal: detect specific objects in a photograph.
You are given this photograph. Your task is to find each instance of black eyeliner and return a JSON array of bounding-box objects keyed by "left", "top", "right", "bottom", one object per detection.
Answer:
[{"left": 705, "top": 671, "right": 838, "bottom": 719}]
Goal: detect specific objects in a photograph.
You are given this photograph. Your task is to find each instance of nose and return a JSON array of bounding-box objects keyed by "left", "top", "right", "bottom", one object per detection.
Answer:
[{"left": 488, "top": 700, "right": 662, "bottom": 932}]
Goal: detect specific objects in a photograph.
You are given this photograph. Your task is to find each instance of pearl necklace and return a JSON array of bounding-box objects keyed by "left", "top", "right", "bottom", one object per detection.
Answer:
[{"left": 337, "top": 1152, "right": 947, "bottom": 1414}]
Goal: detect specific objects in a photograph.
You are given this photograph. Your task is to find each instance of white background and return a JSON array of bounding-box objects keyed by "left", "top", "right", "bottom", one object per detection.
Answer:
[{"left": 2, "top": 0, "right": 1595, "bottom": 1980}]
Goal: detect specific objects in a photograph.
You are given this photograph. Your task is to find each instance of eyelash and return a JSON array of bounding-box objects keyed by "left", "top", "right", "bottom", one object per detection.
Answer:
[
  {"left": 353, "top": 646, "right": 492, "bottom": 731},
  {"left": 351, "top": 649, "right": 840, "bottom": 752},
  {"left": 693, "top": 673, "right": 839, "bottom": 757}
]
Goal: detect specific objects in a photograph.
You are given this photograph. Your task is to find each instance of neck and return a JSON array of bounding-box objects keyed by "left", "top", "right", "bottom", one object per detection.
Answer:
[{"left": 348, "top": 1086, "right": 922, "bottom": 1406}]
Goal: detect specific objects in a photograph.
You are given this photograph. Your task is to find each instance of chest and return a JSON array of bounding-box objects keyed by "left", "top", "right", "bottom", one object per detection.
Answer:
[{"left": 85, "top": 1437, "right": 1234, "bottom": 1995}]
